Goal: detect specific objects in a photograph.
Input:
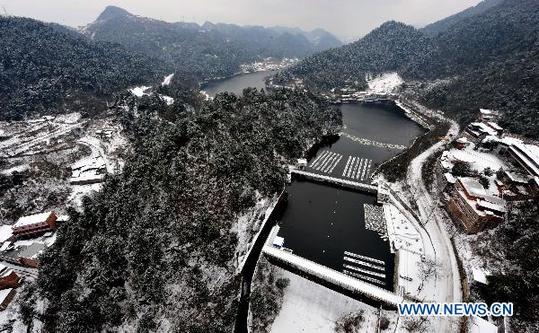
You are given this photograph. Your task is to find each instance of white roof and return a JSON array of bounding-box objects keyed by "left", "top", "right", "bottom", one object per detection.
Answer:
[
  {"left": 0, "top": 242, "right": 10, "bottom": 252},
  {"left": 511, "top": 143, "right": 539, "bottom": 176},
  {"left": 13, "top": 212, "right": 53, "bottom": 228},
  {"left": 477, "top": 199, "right": 506, "bottom": 214},
  {"left": 0, "top": 269, "right": 13, "bottom": 278},
  {"left": 487, "top": 122, "right": 503, "bottom": 131},
  {"left": 458, "top": 177, "right": 487, "bottom": 198},
  {"left": 470, "top": 316, "right": 497, "bottom": 333},
  {"left": 441, "top": 161, "right": 452, "bottom": 170},
  {"left": 483, "top": 135, "right": 522, "bottom": 146},
  {"left": 0, "top": 288, "right": 14, "bottom": 303},
  {"left": 469, "top": 122, "right": 498, "bottom": 136}
]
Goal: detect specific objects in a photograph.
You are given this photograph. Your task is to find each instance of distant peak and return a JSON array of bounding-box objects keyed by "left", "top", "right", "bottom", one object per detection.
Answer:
[{"left": 96, "top": 6, "right": 133, "bottom": 21}]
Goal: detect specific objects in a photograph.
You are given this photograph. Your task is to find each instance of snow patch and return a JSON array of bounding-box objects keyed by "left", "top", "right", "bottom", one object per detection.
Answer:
[
  {"left": 366, "top": 72, "right": 403, "bottom": 94},
  {"left": 270, "top": 268, "right": 396, "bottom": 332},
  {"left": 159, "top": 95, "right": 174, "bottom": 106},
  {"left": 162, "top": 73, "right": 174, "bottom": 86},
  {"left": 129, "top": 86, "right": 151, "bottom": 97}
]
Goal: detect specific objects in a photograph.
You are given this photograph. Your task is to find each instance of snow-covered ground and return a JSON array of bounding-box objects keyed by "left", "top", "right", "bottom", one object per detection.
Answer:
[
  {"left": 366, "top": 72, "right": 404, "bottom": 95},
  {"left": 0, "top": 116, "right": 85, "bottom": 158},
  {"left": 159, "top": 94, "right": 175, "bottom": 106},
  {"left": 129, "top": 86, "right": 151, "bottom": 97},
  {"left": 162, "top": 73, "right": 174, "bottom": 86},
  {"left": 0, "top": 164, "right": 29, "bottom": 176},
  {"left": 232, "top": 192, "right": 281, "bottom": 273},
  {"left": 404, "top": 116, "right": 462, "bottom": 332},
  {"left": 384, "top": 203, "right": 426, "bottom": 297},
  {"left": 270, "top": 268, "right": 398, "bottom": 333},
  {"left": 240, "top": 58, "right": 299, "bottom": 73}
]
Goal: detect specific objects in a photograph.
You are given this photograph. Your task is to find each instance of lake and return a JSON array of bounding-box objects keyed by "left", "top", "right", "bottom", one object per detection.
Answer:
[{"left": 202, "top": 70, "right": 278, "bottom": 97}]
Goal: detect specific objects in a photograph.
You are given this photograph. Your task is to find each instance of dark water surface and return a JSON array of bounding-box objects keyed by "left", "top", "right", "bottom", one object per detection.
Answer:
[
  {"left": 208, "top": 72, "right": 426, "bottom": 331},
  {"left": 276, "top": 102, "right": 426, "bottom": 291},
  {"left": 277, "top": 180, "right": 395, "bottom": 289},
  {"left": 340, "top": 103, "right": 424, "bottom": 146},
  {"left": 203, "top": 70, "right": 277, "bottom": 97}
]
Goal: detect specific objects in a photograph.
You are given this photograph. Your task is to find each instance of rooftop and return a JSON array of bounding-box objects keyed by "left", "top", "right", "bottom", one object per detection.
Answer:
[
  {"left": 504, "top": 170, "right": 531, "bottom": 184},
  {"left": 510, "top": 143, "right": 539, "bottom": 176},
  {"left": 444, "top": 173, "right": 456, "bottom": 184},
  {"left": 472, "top": 268, "right": 489, "bottom": 285},
  {"left": 477, "top": 199, "right": 506, "bottom": 214},
  {"left": 0, "top": 288, "right": 14, "bottom": 303},
  {"left": 479, "top": 109, "right": 497, "bottom": 115},
  {"left": 469, "top": 122, "right": 498, "bottom": 137},
  {"left": 487, "top": 122, "right": 503, "bottom": 131},
  {"left": 13, "top": 211, "right": 54, "bottom": 229},
  {"left": 458, "top": 177, "right": 487, "bottom": 198}
]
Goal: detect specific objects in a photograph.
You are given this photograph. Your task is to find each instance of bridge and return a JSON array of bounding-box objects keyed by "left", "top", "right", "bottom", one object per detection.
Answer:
[{"left": 291, "top": 169, "right": 377, "bottom": 193}]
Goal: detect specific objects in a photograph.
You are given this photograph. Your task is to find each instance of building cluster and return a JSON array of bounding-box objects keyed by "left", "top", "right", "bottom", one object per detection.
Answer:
[
  {"left": 324, "top": 87, "right": 389, "bottom": 104},
  {"left": 440, "top": 109, "right": 539, "bottom": 233},
  {"left": 239, "top": 57, "right": 299, "bottom": 73},
  {"left": 0, "top": 211, "right": 61, "bottom": 310}
]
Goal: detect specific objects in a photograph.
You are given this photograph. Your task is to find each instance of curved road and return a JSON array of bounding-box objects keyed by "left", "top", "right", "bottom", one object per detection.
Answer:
[{"left": 406, "top": 119, "right": 461, "bottom": 332}]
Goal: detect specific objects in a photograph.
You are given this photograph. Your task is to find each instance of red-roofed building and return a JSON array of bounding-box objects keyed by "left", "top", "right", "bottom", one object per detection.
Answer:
[
  {"left": 0, "top": 266, "right": 20, "bottom": 290},
  {"left": 447, "top": 178, "right": 506, "bottom": 233},
  {"left": 12, "top": 211, "right": 57, "bottom": 238}
]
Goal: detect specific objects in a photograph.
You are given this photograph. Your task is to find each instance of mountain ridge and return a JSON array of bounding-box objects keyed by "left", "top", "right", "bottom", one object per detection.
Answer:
[
  {"left": 276, "top": 0, "right": 538, "bottom": 138},
  {"left": 82, "top": 6, "right": 342, "bottom": 81}
]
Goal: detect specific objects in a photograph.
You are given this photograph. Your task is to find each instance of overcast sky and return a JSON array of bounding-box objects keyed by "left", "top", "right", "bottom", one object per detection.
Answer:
[{"left": 2, "top": 0, "right": 482, "bottom": 40}]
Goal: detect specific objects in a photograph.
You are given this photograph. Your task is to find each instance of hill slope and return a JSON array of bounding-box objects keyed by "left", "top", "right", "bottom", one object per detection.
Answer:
[
  {"left": 278, "top": 0, "right": 539, "bottom": 138},
  {"left": 275, "top": 21, "right": 432, "bottom": 90},
  {"left": 421, "top": 0, "right": 504, "bottom": 36},
  {"left": 36, "top": 88, "right": 342, "bottom": 332},
  {"left": 0, "top": 16, "right": 163, "bottom": 120},
  {"left": 83, "top": 6, "right": 342, "bottom": 80}
]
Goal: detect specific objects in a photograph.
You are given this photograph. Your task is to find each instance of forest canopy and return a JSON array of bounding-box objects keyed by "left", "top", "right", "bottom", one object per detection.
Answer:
[{"left": 36, "top": 87, "right": 342, "bottom": 332}]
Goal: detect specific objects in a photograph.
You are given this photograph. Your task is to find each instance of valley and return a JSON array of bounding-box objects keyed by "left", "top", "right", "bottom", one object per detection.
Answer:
[{"left": 0, "top": 1, "right": 537, "bottom": 332}]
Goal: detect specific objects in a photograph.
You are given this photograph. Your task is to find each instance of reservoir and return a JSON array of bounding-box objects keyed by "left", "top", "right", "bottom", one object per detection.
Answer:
[
  {"left": 206, "top": 71, "right": 426, "bottom": 330},
  {"left": 276, "top": 102, "right": 425, "bottom": 291}
]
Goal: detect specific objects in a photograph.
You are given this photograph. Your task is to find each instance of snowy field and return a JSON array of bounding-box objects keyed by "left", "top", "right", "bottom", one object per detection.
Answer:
[
  {"left": 270, "top": 268, "right": 398, "bottom": 333},
  {"left": 0, "top": 113, "right": 85, "bottom": 158}
]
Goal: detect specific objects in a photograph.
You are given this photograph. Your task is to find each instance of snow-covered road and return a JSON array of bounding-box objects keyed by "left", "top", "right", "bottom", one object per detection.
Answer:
[{"left": 406, "top": 118, "right": 462, "bottom": 332}]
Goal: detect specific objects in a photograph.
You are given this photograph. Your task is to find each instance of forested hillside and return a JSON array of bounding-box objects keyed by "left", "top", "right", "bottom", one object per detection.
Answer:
[
  {"left": 421, "top": 0, "right": 504, "bottom": 36},
  {"left": 83, "top": 6, "right": 341, "bottom": 80},
  {"left": 273, "top": 21, "right": 432, "bottom": 91},
  {"left": 35, "top": 87, "right": 342, "bottom": 332},
  {"left": 276, "top": 0, "right": 539, "bottom": 138},
  {"left": 0, "top": 16, "right": 163, "bottom": 121}
]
